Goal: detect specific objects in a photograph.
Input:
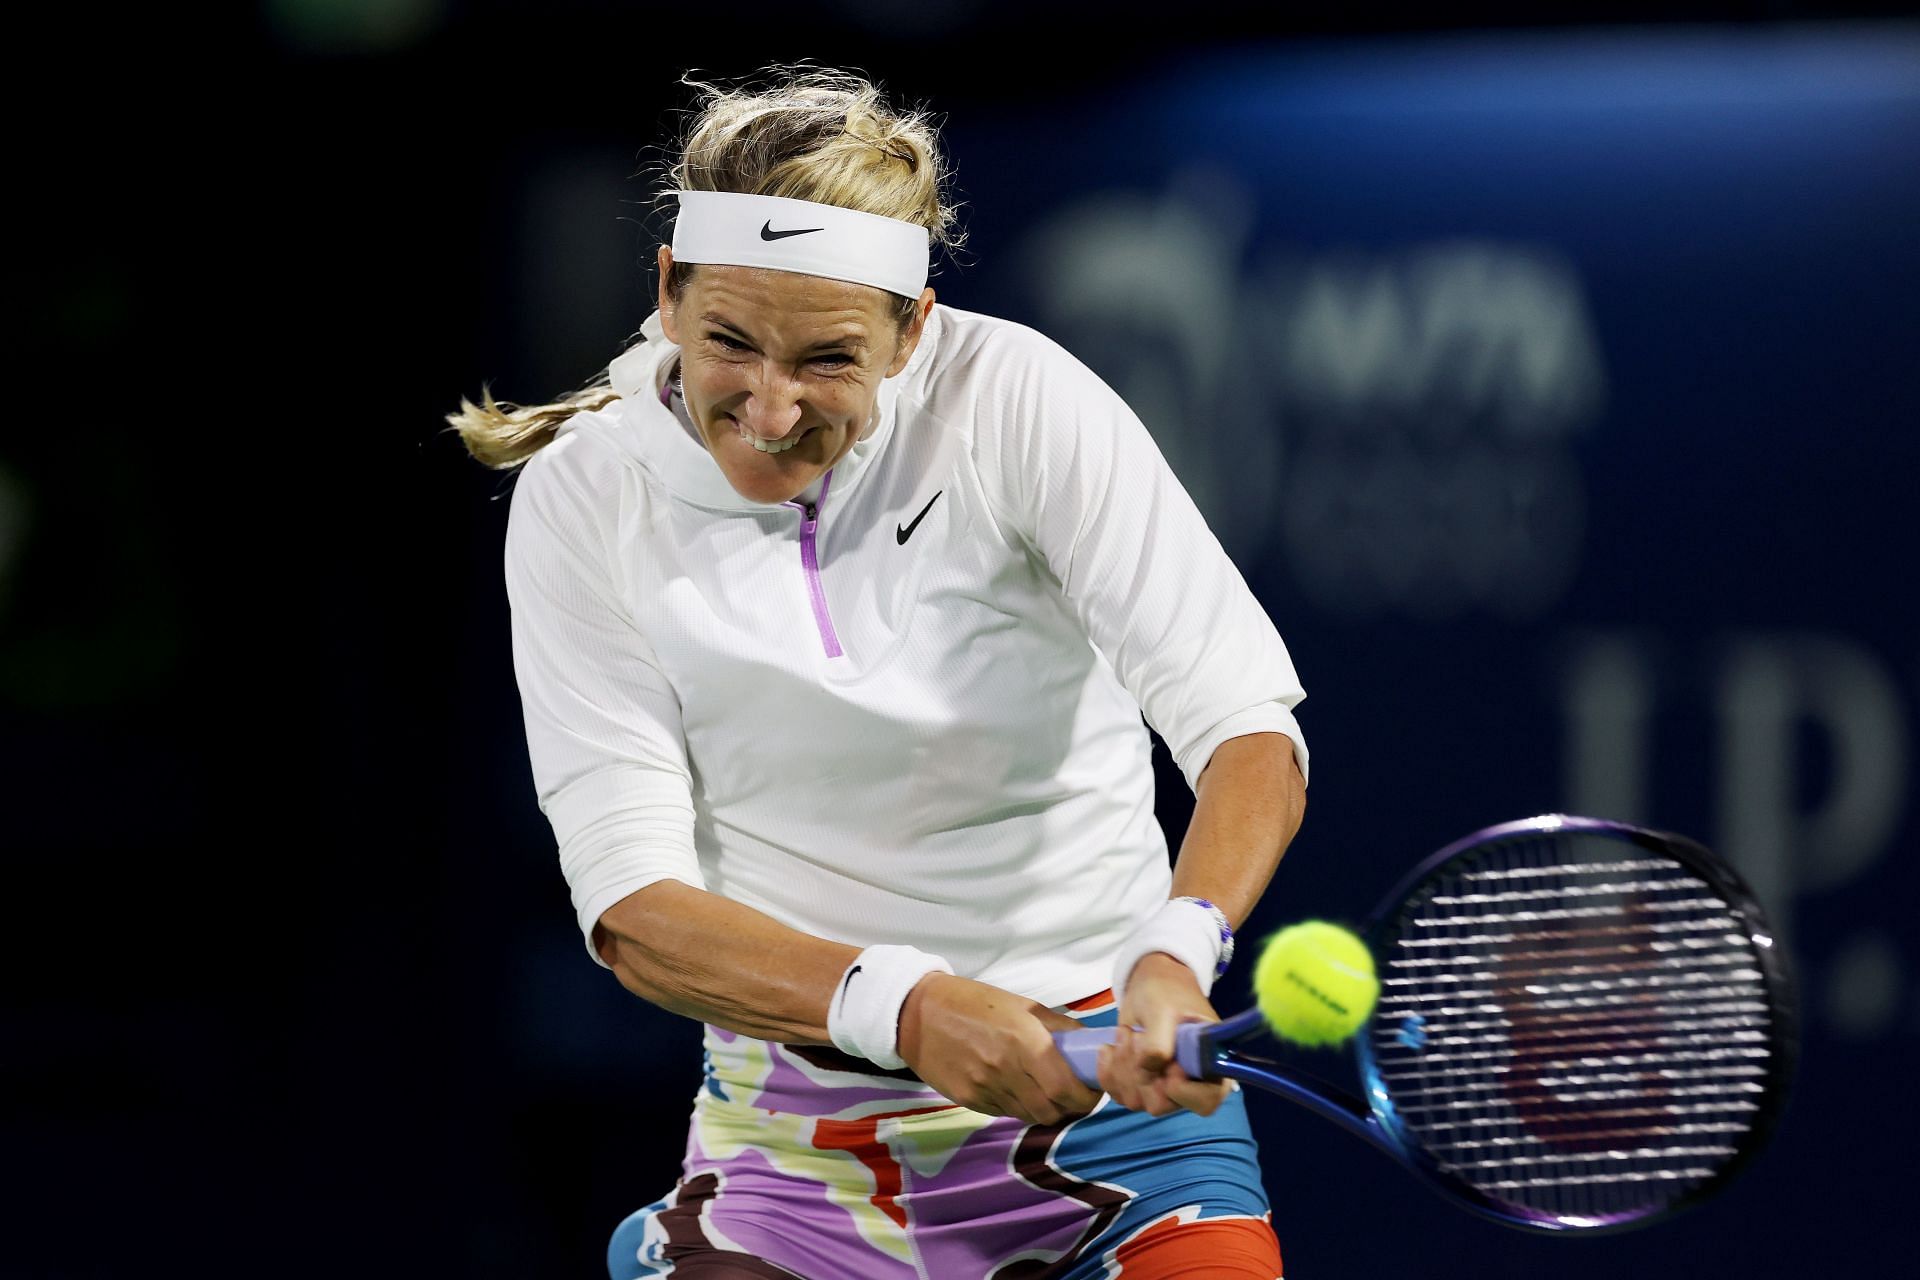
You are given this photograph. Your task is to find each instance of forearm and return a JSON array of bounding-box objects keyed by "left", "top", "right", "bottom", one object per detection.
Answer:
[
  {"left": 1170, "top": 731, "right": 1307, "bottom": 926},
  {"left": 1105, "top": 732, "right": 1301, "bottom": 1114},
  {"left": 593, "top": 879, "right": 859, "bottom": 1043}
]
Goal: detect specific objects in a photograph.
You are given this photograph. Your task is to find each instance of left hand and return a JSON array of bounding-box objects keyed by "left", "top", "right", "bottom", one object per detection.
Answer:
[{"left": 1094, "top": 952, "right": 1234, "bottom": 1117}]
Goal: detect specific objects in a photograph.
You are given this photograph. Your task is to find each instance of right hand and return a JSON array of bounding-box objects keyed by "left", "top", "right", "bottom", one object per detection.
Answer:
[{"left": 896, "top": 973, "right": 1103, "bottom": 1124}]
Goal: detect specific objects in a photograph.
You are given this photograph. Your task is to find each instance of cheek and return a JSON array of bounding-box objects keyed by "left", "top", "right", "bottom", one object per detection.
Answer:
[
  {"left": 686, "top": 361, "right": 746, "bottom": 407},
  {"left": 824, "top": 380, "right": 879, "bottom": 426},
  {"left": 821, "top": 389, "right": 860, "bottom": 423}
]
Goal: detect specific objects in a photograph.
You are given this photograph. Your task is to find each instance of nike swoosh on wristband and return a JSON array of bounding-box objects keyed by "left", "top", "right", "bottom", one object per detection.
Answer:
[
  {"left": 841, "top": 964, "right": 863, "bottom": 995},
  {"left": 761, "top": 221, "right": 824, "bottom": 241},
  {"left": 897, "top": 491, "right": 943, "bottom": 545}
]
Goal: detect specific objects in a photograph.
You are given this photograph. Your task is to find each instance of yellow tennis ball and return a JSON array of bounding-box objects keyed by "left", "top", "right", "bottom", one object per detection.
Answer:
[{"left": 1252, "top": 921, "right": 1380, "bottom": 1047}]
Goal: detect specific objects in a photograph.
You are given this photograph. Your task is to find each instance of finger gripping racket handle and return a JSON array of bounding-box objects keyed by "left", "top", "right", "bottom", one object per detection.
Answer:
[{"left": 1051, "top": 1024, "right": 1211, "bottom": 1086}]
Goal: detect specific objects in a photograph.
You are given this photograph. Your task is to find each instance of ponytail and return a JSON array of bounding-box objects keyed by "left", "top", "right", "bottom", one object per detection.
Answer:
[{"left": 446, "top": 379, "right": 619, "bottom": 471}]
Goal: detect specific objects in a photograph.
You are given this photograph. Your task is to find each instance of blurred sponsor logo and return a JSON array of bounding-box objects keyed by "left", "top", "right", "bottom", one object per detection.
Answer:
[{"left": 1019, "top": 179, "right": 1605, "bottom": 620}]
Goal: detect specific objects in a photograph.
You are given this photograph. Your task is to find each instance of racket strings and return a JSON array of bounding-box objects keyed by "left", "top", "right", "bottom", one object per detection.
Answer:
[
  {"left": 1370, "top": 831, "right": 1777, "bottom": 1226},
  {"left": 1424, "top": 874, "right": 1712, "bottom": 906},
  {"left": 1388, "top": 934, "right": 1754, "bottom": 968},
  {"left": 1382, "top": 953, "right": 1760, "bottom": 992},
  {"left": 1404, "top": 896, "right": 1732, "bottom": 928},
  {"left": 1392, "top": 914, "right": 1746, "bottom": 950},
  {"left": 1378, "top": 978, "right": 1768, "bottom": 1013},
  {"left": 1374, "top": 1028, "right": 1772, "bottom": 1071},
  {"left": 1406, "top": 1099, "right": 1761, "bottom": 1134},
  {"left": 1387, "top": 1064, "right": 1770, "bottom": 1102},
  {"left": 1396, "top": 1001, "right": 1770, "bottom": 1040}
]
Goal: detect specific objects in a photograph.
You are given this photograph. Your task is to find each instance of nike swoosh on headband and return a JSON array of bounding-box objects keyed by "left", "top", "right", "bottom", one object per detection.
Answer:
[{"left": 761, "top": 221, "right": 824, "bottom": 241}]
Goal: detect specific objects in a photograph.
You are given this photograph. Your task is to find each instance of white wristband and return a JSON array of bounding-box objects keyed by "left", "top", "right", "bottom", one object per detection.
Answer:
[
  {"left": 827, "top": 944, "right": 954, "bottom": 1070},
  {"left": 1111, "top": 899, "right": 1228, "bottom": 1007}
]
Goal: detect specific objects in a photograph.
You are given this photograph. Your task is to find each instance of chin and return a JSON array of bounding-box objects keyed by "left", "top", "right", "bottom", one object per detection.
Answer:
[
  {"left": 705, "top": 420, "right": 846, "bottom": 506},
  {"left": 723, "top": 463, "right": 819, "bottom": 506}
]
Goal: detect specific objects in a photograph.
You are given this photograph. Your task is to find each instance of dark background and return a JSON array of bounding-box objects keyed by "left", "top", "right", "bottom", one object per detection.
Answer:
[{"left": 9, "top": 2, "right": 1917, "bottom": 1276}]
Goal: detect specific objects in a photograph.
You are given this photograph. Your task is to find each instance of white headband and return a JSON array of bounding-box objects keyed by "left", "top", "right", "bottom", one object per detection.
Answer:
[{"left": 670, "top": 190, "right": 930, "bottom": 299}]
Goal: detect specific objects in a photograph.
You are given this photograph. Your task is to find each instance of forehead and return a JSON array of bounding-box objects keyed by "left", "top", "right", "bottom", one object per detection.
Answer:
[{"left": 685, "top": 265, "right": 893, "bottom": 346}]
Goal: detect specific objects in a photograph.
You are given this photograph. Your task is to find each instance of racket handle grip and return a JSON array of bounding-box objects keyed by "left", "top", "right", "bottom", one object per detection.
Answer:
[
  {"left": 1051, "top": 1023, "right": 1210, "bottom": 1086},
  {"left": 1051, "top": 1028, "right": 1110, "bottom": 1083}
]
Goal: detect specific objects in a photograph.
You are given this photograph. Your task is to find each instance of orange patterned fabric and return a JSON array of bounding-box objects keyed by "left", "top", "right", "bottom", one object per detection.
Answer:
[
  {"left": 1065, "top": 988, "right": 1117, "bottom": 1012},
  {"left": 1110, "top": 1213, "right": 1283, "bottom": 1279}
]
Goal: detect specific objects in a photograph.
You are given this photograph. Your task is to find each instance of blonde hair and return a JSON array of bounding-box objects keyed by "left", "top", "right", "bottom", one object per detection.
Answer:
[{"left": 450, "top": 65, "right": 962, "bottom": 472}]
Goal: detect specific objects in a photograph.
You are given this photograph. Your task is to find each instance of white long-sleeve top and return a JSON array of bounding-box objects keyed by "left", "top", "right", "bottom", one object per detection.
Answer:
[{"left": 504, "top": 303, "right": 1308, "bottom": 1007}]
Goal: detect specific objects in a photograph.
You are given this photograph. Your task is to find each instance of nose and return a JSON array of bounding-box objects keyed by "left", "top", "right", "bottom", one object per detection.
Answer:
[{"left": 738, "top": 367, "right": 804, "bottom": 440}]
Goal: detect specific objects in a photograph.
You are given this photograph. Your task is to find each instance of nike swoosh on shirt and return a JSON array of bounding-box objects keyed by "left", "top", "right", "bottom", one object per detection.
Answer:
[
  {"left": 897, "top": 491, "right": 943, "bottom": 545},
  {"left": 761, "top": 221, "right": 824, "bottom": 241}
]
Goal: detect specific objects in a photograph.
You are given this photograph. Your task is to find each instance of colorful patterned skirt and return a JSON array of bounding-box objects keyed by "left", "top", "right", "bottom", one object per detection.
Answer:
[{"left": 608, "top": 996, "right": 1283, "bottom": 1279}]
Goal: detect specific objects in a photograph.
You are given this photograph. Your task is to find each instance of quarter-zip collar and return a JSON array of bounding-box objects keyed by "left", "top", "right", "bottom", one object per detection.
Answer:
[
  {"left": 602, "top": 308, "right": 936, "bottom": 514},
  {"left": 785, "top": 473, "right": 844, "bottom": 658}
]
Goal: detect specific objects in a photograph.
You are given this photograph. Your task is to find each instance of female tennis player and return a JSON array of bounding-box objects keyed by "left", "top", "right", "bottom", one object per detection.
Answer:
[{"left": 454, "top": 68, "right": 1308, "bottom": 1280}]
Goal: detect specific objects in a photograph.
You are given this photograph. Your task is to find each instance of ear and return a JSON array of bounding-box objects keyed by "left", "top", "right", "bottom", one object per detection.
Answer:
[
  {"left": 885, "top": 287, "right": 938, "bottom": 377},
  {"left": 656, "top": 246, "right": 680, "bottom": 342}
]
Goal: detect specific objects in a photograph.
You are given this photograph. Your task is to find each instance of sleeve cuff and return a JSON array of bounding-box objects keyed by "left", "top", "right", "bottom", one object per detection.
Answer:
[
  {"left": 575, "top": 871, "right": 705, "bottom": 969},
  {"left": 543, "top": 765, "right": 703, "bottom": 968},
  {"left": 1173, "top": 704, "right": 1310, "bottom": 794}
]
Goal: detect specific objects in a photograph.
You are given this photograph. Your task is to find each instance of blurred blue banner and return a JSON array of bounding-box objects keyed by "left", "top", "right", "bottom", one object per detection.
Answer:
[{"left": 927, "top": 26, "right": 1916, "bottom": 1276}]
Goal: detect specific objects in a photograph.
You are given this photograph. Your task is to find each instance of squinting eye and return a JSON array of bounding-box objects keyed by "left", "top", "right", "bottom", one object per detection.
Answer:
[
  {"left": 812, "top": 355, "right": 852, "bottom": 368},
  {"left": 711, "top": 334, "right": 749, "bottom": 351}
]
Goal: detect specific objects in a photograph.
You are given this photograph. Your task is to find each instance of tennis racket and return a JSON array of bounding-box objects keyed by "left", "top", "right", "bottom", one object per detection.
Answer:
[{"left": 1053, "top": 814, "right": 1797, "bottom": 1233}]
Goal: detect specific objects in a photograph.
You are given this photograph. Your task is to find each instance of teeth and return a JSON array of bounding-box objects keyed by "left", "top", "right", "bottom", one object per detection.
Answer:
[{"left": 739, "top": 424, "right": 806, "bottom": 454}]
